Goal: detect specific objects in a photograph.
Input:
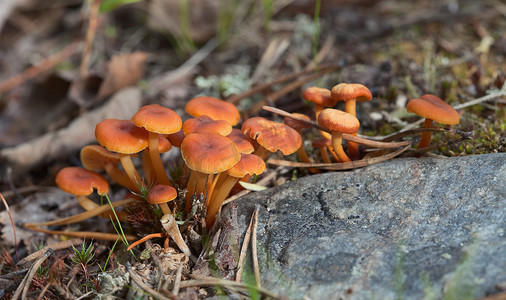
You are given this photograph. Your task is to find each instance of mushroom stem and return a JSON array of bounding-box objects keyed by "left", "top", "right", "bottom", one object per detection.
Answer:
[
  {"left": 104, "top": 164, "right": 137, "bottom": 191},
  {"left": 331, "top": 131, "right": 351, "bottom": 162},
  {"left": 319, "top": 146, "right": 331, "bottom": 163},
  {"left": 76, "top": 195, "right": 127, "bottom": 220},
  {"left": 160, "top": 214, "right": 195, "bottom": 262},
  {"left": 418, "top": 118, "right": 434, "bottom": 149},
  {"left": 185, "top": 170, "right": 208, "bottom": 212},
  {"left": 206, "top": 175, "right": 238, "bottom": 228},
  {"left": 253, "top": 146, "right": 271, "bottom": 160},
  {"left": 148, "top": 132, "right": 171, "bottom": 185},
  {"left": 314, "top": 104, "right": 331, "bottom": 139},
  {"left": 142, "top": 150, "right": 155, "bottom": 186},
  {"left": 119, "top": 154, "right": 142, "bottom": 193},
  {"left": 344, "top": 99, "right": 359, "bottom": 160},
  {"left": 344, "top": 99, "right": 357, "bottom": 117}
]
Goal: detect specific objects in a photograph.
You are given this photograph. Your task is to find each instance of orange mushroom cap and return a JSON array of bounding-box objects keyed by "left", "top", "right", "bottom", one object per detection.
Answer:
[
  {"left": 242, "top": 117, "right": 302, "bottom": 155},
  {"left": 146, "top": 184, "right": 178, "bottom": 205},
  {"left": 331, "top": 83, "right": 372, "bottom": 102},
  {"left": 80, "top": 145, "right": 120, "bottom": 171},
  {"left": 312, "top": 137, "right": 331, "bottom": 148},
  {"left": 227, "top": 129, "right": 255, "bottom": 154},
  {"left": 406, "top": 94, "right": 460, "bottom": 125},
  {"left": 180, "top": 133, "right": 241, "bottom": 174},
  {"left": 132, "top": 104, "right": 182, "bottom": 134},
  {"left": 158, "top": 136, "right": 172, "bottom": 153},
  {"left": 317, "top": 109, "right": 360, "bottom": 134},
  {"left": 95, "top": 119, "right": 149, "bottom": 154},
  {"left": 185, "top": 96, "right": 240, "bottom": 125},
  {"left": 302, "top": 87, "right": 336, "bottom": 107},
  {"left": 182, "top": 115, "right": 232, "bottom": 136},
  {"left": 56, "top": 167, "right": 109, "bottom": 196},
  {"left": 226, "top": 154, "right": 266, "bottom": 178}
]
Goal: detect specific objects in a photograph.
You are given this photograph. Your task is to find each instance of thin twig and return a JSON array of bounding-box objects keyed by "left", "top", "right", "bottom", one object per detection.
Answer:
[
  {"left": 172, "top": 261, "right": 184, "bottom": 295},
  {"left": 25, "top": 227, "right": 136, "bottom": 241},
  {"left": 263, "top": 106, "right": 411, "bottom": 148},
  {"left": 235, "top": 210, "right": 256, "bottom": 282},
  {"left": 11, "top": 249, "right": 53, "bottom": 300},
  {"left": 0, "top": 192, "right": 17, "bottom": 258},
  {"left": 0, "top": 41, "right": 80, "bottom": 94},
  {"left": 250, "top": 208, "right": 261, "bottom": 289},
  {"left": 381, "top": 127, "right": 474, "bottom": 142},
  {"left": 227, "top": 63, "right": 339, "bottom": 104},
  {"left": 17, "top": 238, "right": 83, "bottom": 266},
  {"left": 268, "top": 144, "right": 410, "bottom": 170},
  {"left": 79, "top": 0, "right": 101, "bottom": 78},
  {"left": 126, "top": 262, "right": 175, "bottom": 300}
]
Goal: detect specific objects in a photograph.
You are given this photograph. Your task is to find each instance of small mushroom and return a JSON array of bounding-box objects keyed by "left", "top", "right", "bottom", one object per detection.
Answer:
[
  {"left": 317, "top": 109, "right": 360, "bottom": 163},
  {"left": 146, "top": 184, "right": 177, "bottom": 215},
  {"left": 331, "top": 83, "right": 372, "bottom": 160},
  {"left": 182, "top": 115, "right": 232, "bottom": 136},
  {"left": 406, "top": 94, "right": 460, "bottom": 150},
  {"left": 132, "top": 104, "right": 182, "bottom": 185}
]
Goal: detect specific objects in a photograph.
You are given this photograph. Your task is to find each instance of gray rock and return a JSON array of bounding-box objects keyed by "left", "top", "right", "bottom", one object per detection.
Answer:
[{"left": 227, "top": 153, "right": 506, "bottom": 300}]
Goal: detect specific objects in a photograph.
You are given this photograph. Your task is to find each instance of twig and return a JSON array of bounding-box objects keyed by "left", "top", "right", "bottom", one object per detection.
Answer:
[
  {"left": 11, "top": 249, "right": 53, "bottom": 300},
  {"left": 126, "top": 262, "right": 175, "bottom": 300},
  {"left": 172, "top": 261, "right": 184, "bottom": 295},
  {"left": 181, "top": 276, "right": 279, "bottom": 298},
  {"left": 263, "top": 106, "right": 411, "bottom": 148},
  {"left": 25, "top": 227, "right": 136, "bottom": 241},
  {"left": 80, "top": 0, "right": 102, "bottom": 78},
  {"left": 0, "top": 192, "right": 17, "bottom": 258},
  {"left": 227, "top": 63, "right": 339, "bottom": 104},
  {"left": 250, "top": 208, "right": 261, "bottom": 288},
  {"left": 17, "top": 238, "right": 83, "bottom": 266},
  {"left": 453, "top": 88, "right": 506, "bottom": 110},
  {"left": 268, "top": 144, "right": 410, "bottom": 170},
  {"left": 381, "top": 127, "right": 473, "bottom": 142},
  {"left": 0, "top": 41, "right": 80, "bottom": 94},
  {"left": 235, "top": 210, "right": 256, "bottom": 282},
  {"left": 160, "top": 214, "right": 196, "bottom": 262}
]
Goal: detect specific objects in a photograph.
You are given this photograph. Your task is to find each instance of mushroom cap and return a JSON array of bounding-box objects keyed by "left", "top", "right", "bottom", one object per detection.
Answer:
[
  {"left": 185, "top": 96, "right": 240, "bottom": 125},
  {"left": 317, "top": 109, "right": 360, "bottom": 134},
  {"left": 227, "top": 129, "right": 255, "bottom": 154},
  {"left": 95, "top": 119, "right": 149, "bottom": 154},
  {"left": 166, "top": 130, "right": 185, "bottom": 148},
  {"left": 312, "top": 137, "right": 331, "bottom": 148},
  {"left": 242, "top": 117, "right": 302, "bottom": 155},
  {"left": 80, "top": 145, "right": 120, "bottom": 171},
  {"left": 146, "top": 184, "right": 177, "bottom": 205},
  {"left": 226, "top": 154, "right": 266, "bottom": 178},
  {"left": 158, "top": 136, "right": 172, "bottom": 153},
  {"left": 284, "top": 113, "right": 311, "bottom": 130},
  {"left": 182, "top": 115, "right": 232, "bottom": 136},
  {"left": 331, "top": 83, "right": 372, "bottom": 102},
  {"left": 180, "top": 133, "right": 241, "bottom": 174},
  {"left": 302, "top": 87, "right": 336, "bottom": 107},
  {"left": 132, "top": 104, "right": 182, "bottom": 134},
  {"left": 56, "top": 167, "right": 109, "bottom": 196},
  {"left": 406, "top": 94, "right": 460, "bottom": 125}
]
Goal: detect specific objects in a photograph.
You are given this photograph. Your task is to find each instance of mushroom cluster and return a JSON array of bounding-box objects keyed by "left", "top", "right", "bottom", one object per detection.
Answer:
[{"left": 52, "top": 85, "right": 460, "bottom": 254}]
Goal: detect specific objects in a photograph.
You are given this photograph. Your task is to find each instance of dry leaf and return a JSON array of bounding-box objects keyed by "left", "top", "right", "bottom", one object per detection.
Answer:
[{"left": 95, "top": 51, "right": 148, "bottom": 101}]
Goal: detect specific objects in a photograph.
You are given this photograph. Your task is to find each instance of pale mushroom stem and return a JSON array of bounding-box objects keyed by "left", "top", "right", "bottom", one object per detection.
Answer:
[
  {"left": 319, "top": 146, "right": 331, "bottom": 163},
  {"left": 159, "top": 203, "right": 172, "bottom": 215},
  {"left": 185, "top": 170, "right": 208, "bottom": 212},
  {"left": 207, "top": 172, "right": 225, "bottom": 206},
  {"left": 160, "top": 214, "right": 195, "bottom": 262},
  {"left": 253, "top": 146, "right": 271, "bottom": 160},
  {"left": 331, "top": 131, "right": 351, "bottom": 162},
  {"left": 206, "top": 175, "right": 238, "bottom": 228},
  {"left": 148, "top": 132, "right": 171, "bottom": 185},
  {"left": 142, "top": 150, "right": 155, "bottom": 186},
  {"left": 294, "top": 128, "right": 312, "bottom": 164},
  {"left": 119, "top": 154, "right": 142, "bottom": 193},
  {"left": 418, "top": 118, "right": 434, "bottom": 149},
  {"left": 344, "top": 99, "right": 359, "bottom": 160},
  {"left": 76, "top": 195, "right": 127, "bottom": 220},
  {"left": 104, "top": 164, "right": 137, "bottom": 191}
]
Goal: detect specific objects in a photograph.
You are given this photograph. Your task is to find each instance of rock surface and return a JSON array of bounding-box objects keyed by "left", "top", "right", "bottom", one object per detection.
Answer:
[{"left": 226, "top": 153, "right": 506, "bottom": 300}]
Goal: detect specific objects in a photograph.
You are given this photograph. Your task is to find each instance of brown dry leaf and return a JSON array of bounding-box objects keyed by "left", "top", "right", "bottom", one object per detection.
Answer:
[
  {"left": 0, "top": 87, "right": 143, "bottom": 176},
  {"left": 96, "top": 52, "right": 148, "bottom": 101}
]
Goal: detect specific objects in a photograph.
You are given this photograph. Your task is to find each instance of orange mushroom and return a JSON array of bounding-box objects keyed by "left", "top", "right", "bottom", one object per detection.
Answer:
[
  {"left": 406, "top": 94, "right": 460, "bottom": 150},
  {"left": 132, "top": 104, "right": 182, "bottom": 186},
  {"left": 302, "top": 87, "right": 336, "bottom": 120},
  {"left": 226, "top": 129, "right": 255, "bottom": 154},
  {"left": 185, "top": 96, "right": 240, "bottom": 125},
  {"left": 284, "top": 113, "right": 312, "bottom": 164},
  {"left": 241, "top": 117, "right": 302, "bottom": 160},
  {"left": 167, "top": 129, "right": 185, "bottom": 148},
  {"left": 180, "top": 132, "right": 241, "bottom": 211},
  {"left": 331, "top": 83, "right": 372, "bottom": 160},
  {"left": 317, "top": 109, "right": 360, "bottom": 163},
  {"left": 146, "top": 184, "right": 178, "bottom": 215},
  {"left": 312, "top": 137, "right": 332, "bottom": 163},
  {"left": 95, "top": 119, "right": 149, "bottom": 193},
  {"left": 206, "top": 154, "right": 265, "bottom": 228}
]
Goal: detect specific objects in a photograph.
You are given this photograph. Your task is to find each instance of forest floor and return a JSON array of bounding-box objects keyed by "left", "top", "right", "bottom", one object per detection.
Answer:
[{"left": 0, "top": 0, "right": 505, "bottom": 299}]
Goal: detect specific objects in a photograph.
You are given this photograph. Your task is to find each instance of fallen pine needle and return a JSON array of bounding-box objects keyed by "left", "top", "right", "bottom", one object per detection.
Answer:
[
  {"left": 181, "top": 275, "right": 279, "bottom": 298},
  {"left": 268, "top": 144, "right": 410, "bottom": 170},
  {"left": 0, "top": 192, "right": 17, "bottom": 257},
  {"left": 126, "top": 262, "right": 175, "bottom": 300},
  {"left": 25, "top": 227, "right": 136, "bottom": 241},
  {"left": 11, "top": 249, "right": 53, "bottom": 300},
  {"left": 251, "top": 208, "right": 261, "bottom": 289},
  {"left": 236, "top": 209, "right": 256, "bottom": 283}
]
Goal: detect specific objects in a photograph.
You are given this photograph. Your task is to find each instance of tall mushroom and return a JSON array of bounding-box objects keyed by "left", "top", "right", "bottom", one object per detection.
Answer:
[
  {"left": 95, "top": 119, "right": 149, "bottom": 193},
  {"left": 331, "top": 83, "right": 372, "bottom": 160},
  {"left": 406, "top": 94, "right": 460, "bottom": 150},
  {"left": 132, "top": 104, "right": 182, "bottom": 186},
  {"left": 317, "top": 109, "right": 360, "bottom": 163}
]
